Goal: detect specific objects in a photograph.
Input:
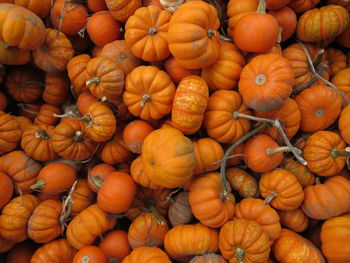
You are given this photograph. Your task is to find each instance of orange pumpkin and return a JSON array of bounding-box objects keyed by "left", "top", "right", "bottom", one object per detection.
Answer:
[
  {"left": 288, "top": 0, "right": 320, "bottom": 13},
  {"left": 326, "top": 48, "right": 347, "bottom": 77},
  {"left": 164, "top": 56, "right": 201, "bottom": 85},
  {"left": 98, "top": 230, "right": 131, "bottom": 263},
  {"left": 339, "top": 104, "right": 350, "bottom": 144},
  {"left": 268, "top": 6, "right": 297, "bottom": 42},
  {"left": 226, "top": 168, "right": 258, "bottom": 198},
  {"left": 0, "top": 40, "right": 30, "bottom": 65},
  {"left": 0, "top": 172, "right": 13, "bottom": 209},
  {"left": 125, "top": 5, "right": 171, "bottom": 62},
  {"left": 122, "top": 246, "right": 171, "bottom": 263},
  {"left": 332, "top": 68, "right": 350, "bottom": 101},
  {"left": 238, "top": 53, "right": 295, "bottom": 112},
  {"left": 0, "top": 111, "right": 22, "bottom": 155},
  {"left": 34, "top": 104, "right": 61, "bottom": 126},
  {"left": 6, "top": 241, "right": 35, "bottom": 263},
  {"left": 337, "top": 20, "right": 350, "bottom": 48},
  {"left": 43, "top": 72, "right": 69, "bottom": 106},
  {"left": 67, "top": 54, "right": 91, "bottom": 96},
  {"left": 70, "top": 179, "right": 96, "bottom": 217},
  {"left": 105, "top": 0, "right": 141, "bottom": 22},
  {"left": 123, "top": 120, "right": 154, "bottom": 154},
  {"left": 72, "top": 246, "right": 106, "bottom": 263},
  {"left": 190, "top": 254, "right": 227, "bottom": 263},
  {"left": 281, "top": 158, "right": 315, "bottom": 188},
  {"left": 87, "top": 163, "right": 116, "bottom": 193},
  {"left": 130, "top": 155, "right": 159, "bottom": 189},
  {"left": 123, "top": 66, "right": 176, "bottom": 120},
  {"left": 280, "top": 208, "right": 309, "bottom": 232},
  {"left": 168, "top": 1, "right": 220, "bottom": 69},
  {"left": 99, "top": 132, "right": 132, "bottom": 165}
]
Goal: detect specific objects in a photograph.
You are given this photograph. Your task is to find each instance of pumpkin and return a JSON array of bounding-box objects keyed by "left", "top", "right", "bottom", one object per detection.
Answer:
[
  {"left": 123, "top": 66, "right": 175, "bottom": 120},
  {"left": 303, "top": 131, "right": 348, "bottom": 177},
  {"left": 67, "top": 54, "right": 91, "bottom": 96},
  {"left": 27, "top": 199, "right": 62, "bottom": 243},
  {"left": 72, "top": 246, "right": 106, "bottom": 263},
  {"left": 106, "top": 0, "right": 141, "bottom": 22},
  {"left": 98, "top": 230, "right": 131, "bottom": 263},
  {"left": 0, "top": 40, "right": 30, "bottom": 65},
  {"left": 168, "top": 191, "right": 193, "bottom": 227},
  {"left": 171, "top": 75, "right": 209, "bottom": 134},
  {"left": 30, "top": 238, "right": 77, "bottom": 263},
  {"left": 43, "top": 73, "right": 70, "bottom": 106},
  {"left": 125, "top": 5, "right": 171, "bottom": 62},
  {"left": 0, "top": 172, "right": 13, "bottom": 209},
  {"left": 126, "top": 187, "right": 172, "bottom": 221},
  {"left": 164, "top": 56, "right": 200, "bottom": 85},
  {"left": 88, "top": 0, "right": 107, "bottom": 12},
  {"left": 297, "top": 5, "right": 349, "bottom": 43},
  {"left": 99, "top": 133, "right": 132, "bottom": 164},
  {"left": 168, "top": 1, "right": 220, "bottom": 69},
  {"left": 280, "top": 208, "right": 309, "bottom": 232},
  {"left": 189, "top": 172, "right": 235, "bottom": 228},
  {"left": 122, "top": 120, "right": 154, "bottom": 154},
  {"left": 243, "top": 134, "right": 284, "bottom": 173},
  {"left": 268, "top": 6, "right": 297, "bottom": 42},
  {"left": 219, "top": 218, "right": 271, "bottom": 263},
  {"left": 321, "top": 214, "right": 350, "bottom": 263},
  {"left": 21, "top": 124, "right": 57, "bottom": 162},
  {"left": 15, "top": 116, "right": 32, "bottom": 132},
  {"left": 97, "top": 171, "right": 137, "bottom": 214},
  {"left": 128, "top": 212, "right": 169, "bottom": 249},
  {"left": 5, "top": 67, "right": 43, "bottom": 103},
  {"left": 339, "top": 104, "right": 350, "bottom": 144},
  {"left": 288, "top": 0, "right": 320, "bottom": 13},
  {"left": 51, "top": 0, "right": 88, "bottom": 36},
  {"left": 0, "top": 150, "right": 41, "bottom": 194},
  {"left": 201, "top": 42, "right": 245, "bottom": 92},
  {"left": 66, "top": 204, "right": 116, "bottom": 249},
  {"left": 87, "top": 163, "right": 116, "bottom": 193},
  {"left": 326, "top": 48, "right": 347, "bottom": 77},
  {"left": 332, "top": 68, "right": 350, "bottom": 101},
  {"left": 281, "top": 158, "right": 315, "bottom": 188},
  {"left": 30, "top": 162, "right": 76, "bottom": 193},
  {"left": 226, "top": 168, "right": 258, "bottom": 198},
  {"left": 302, "top": 176, "right": 350, "bottom": 220},
  {"left": 295, "top": 85, "right": 342, "bottom": 133},
  {"left": 260, "top": 169, "right": 304, "bottom": 211},
  {"left": 235, "top": 198, "right": 281, "bottom": 243},
  {"left": 32, "top": 29, "right": 74, "bottom": 73},
  {"left": 52, "top": 117, "right": 98, "bottom": 161},
  {"left": 282, "top": 42, "right": 330, "bottom": 89},
  {"left": 0, "top": 194, "right": 39, "bottom": 242},
  {"left": 192, "top": 137, "right": 224, "bottom": 175},
  {"left": 190, "top": 254, "right": 227, "bottom": 263},
  {"left": 142, "top": 127, "right": 196, "bottom": 188},
  {"left": 238, "top": 53, "right": 295, "bottom": 112},
  {"left": 14, "top": 0, "right": 50, "bottom": 18},
  {"left": 122, "top": 246, "right": 171, "bottom": 263},
  {"left": 6, "top": 241, "right": 35, "bottom": 263},
  {"left": 0, "top": 234, "right": 15, "bottom": 253},
  {"left": 130, "top": 155, "right": 159, "bottom": 189},
  {"left": 83, "top": 101, "right": 117, "bottom": 143},
  {"left": 164, "top": 223, "right": 219, "bottom": 262},
  {"left": 0, "top": 111, "right": 22, "bottom": 155},
  {"left": 203, "top": 90, "right": 251, "bottom": 144},
  {"left": 226, "top": 0, "right": 258, "bottom": 39},
  {"left": 246, "top": 44, "right": 283, "bottom": 63},
  {"left": 86, "top": 56, "right": 124, "bottom": 101},
  {"left": 233, "top": 1, "right": 280, "bottom": 53},
  {"left": 87, "top": 11, "right": 121, "bottom": 47},
  {"left": 254, "top": 98, "right": 301, "bottom": 140},
  {"left": 70, "top": 179, "right": 96, "bottom": 217},
  {"left": 34, "top": 104, "right": 61, "bottom": 126},
  {"left": 0, "top": 3, "right": 46, "bottom": 50},
  {"left": 273, "top": 228, "right": 326, "bottom": 263}
]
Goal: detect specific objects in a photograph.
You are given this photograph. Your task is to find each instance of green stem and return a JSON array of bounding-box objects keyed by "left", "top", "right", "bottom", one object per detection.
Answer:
[
  {"left": 331, "top": 148, "right": 350, "bottom": 158},
  {"left": 86, "top": 77, "right": 100, "bottom": 87},
  {"left": 30, "top": 179, "right": 46, "bottom": 190},
  {"left": 236, "top": 248, "right": 245, "bottom": 263},
  {"left": 220, "top": 123, "right": 268, "bottom": 198},
  {"left": 257, "top": 0, "right": 266, "bottom": 13}
]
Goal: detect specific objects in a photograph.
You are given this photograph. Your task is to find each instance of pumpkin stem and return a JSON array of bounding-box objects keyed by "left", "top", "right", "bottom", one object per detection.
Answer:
[
  {"left": 255, "top": 74, "right": 266, "bottom": 85},
  {"left": 35, "top": 129, "right": 51, "bottom": 140},
  {"left": 263, "top": 191, "right": 278, "bottom": 204},
  {"left": 159, "top": 0, "right": 185, "bottom": 14},
  {"left": 73, "top": 130, "right": 84, "bottom": 142},
  {"left": 207, "top": 29, "right": 217, "bottom": 38},
  {"left": 17, "top": 103, "right": 40, "bottom": 116},
  {"left": 313, "top": 49, "right": 325, "bottom": 69},
  {"left": 88, "top": 175, "right": 104, "bottom": 190},
  {"left": 219, "top": 35, "right": 233, "bottom": 43},
  {"left": 277, "top": 26, "right": 283, "bottom": 44},
  {"left": 30, "top": 179, "right": 46, "bottom": 190},
  {"left": 331, "top": 148, "right": 350, "bottom": 158},
  {"left": 236, "top": 248, "right": 245, "bottom": 263},
  {"left": 166, "top": 188, "right": 182, "bottom": 204},
  {"left": 266, "top": 146, "right": 302, "bottom": 156},
  {"left": 148, "top": 27, "right": 158, "bottom": 36},
  {"left": 141, "top": 94, "right": 151, "bottom": 108},
  {"left": 233, "top": 111, "right": 274, "bottom": 125},
  {"left": 256, "top": 0, "right": 266, "bottom": 13},
  {"left": 81, "top": 256, "right": 90, "bottom": 263},
  {"left": 315, "top": 177, "right": 321, "bottom": 185},
  {"left": 59, "top": 180, "right": 78, "bottom": 235},
  {"left": 220, "top": 123, "right": 268, "bottom": 198},
  {"left": 86, "top": 77, "right": 100, "bottom": 87},
  {"left": 109, "top": 258, "right": 120, "bottom": 263}
]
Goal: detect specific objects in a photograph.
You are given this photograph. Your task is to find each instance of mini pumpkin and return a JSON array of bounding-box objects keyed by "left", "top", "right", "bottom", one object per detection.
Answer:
[
  {"left": 122, "top": 246, "right": 171, "bottom": 263},
  {"left": 226, "top": 168, "right": 258, "bottom": 198},
  {"left": 0, "top": 111, "right": 22, "bottom": 155},
  {"left": 280, "top": 208, "right": 309, "bottom": 233},
  {"left": 105, "top": 0, "right": 141, "bottom": 22},
  {"left": 168, "top": 191, "right": 194, "bottom": 227},
  {"left": 339, "top": 104, "right": 350, "bottom": 144},
  {"left": 98, "top": 230, "right": 131, "bottom": 263}
]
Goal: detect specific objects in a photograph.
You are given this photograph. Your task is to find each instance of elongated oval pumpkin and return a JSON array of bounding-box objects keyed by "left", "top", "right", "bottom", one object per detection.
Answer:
[
  {"left": 141, "top": 127, "right": 196, "bottom": 188},
  {"left": 171, "top": 75, "right": 209, "bottom": 135},
  {"left": 168, "top": 1, "right": 220, "bottom": 69}
]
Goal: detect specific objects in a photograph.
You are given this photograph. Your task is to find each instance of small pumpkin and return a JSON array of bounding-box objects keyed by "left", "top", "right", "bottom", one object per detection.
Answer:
[
  {"left": 339, "top": 104, "right": 350, "bottom": 144},
  {"left": 99, "top": 132, "right": 132, "bottom": 165},
  {"left": 87, "top": 163, "right": 116, "bottom": 193},
  {"left": 70, "top": 179, "right": 96, "bottom": 217},
  {"left": 238, "top": 53, "right": 295, "bottom": 112},
  {"left": 98, "top": 230, "right": 131, "bottom": 263},
  {"left": 43, "top": 71, "right": 70, "bottom": 106},
  {"left": 0, "top": 111, "right": 22, "bottom": 155},
  {"left": 168, "top": 191, "right": 193, "bottom": 227},
  {"left": 88, "top": 0, "right": 107, "bottom": 12},
  {"left": 326, "top": 48, "right": 347, "bottom": 77},
  {"left": 0, "top": 172, "right": 13, "bottom": 209},
  {"left": 259, "top": 169, "right": 304, "bottom": 211},
  {"left": 226, "top": 168, "right": 258, "bottom": 198},
  {"left": 337, "top": 20, "right": 350, "bottom": 48},
  {"left": 190, "top": 254, "right": 227, "bottom": 263},
  {"left": 122, "top": 246, "right": 171, "bottom": 263},
  {"left": 288, "top": 0, "right": 320, "bottom": 13},
  {"left": 72, "top": 246, "right": 106, "bottom": 263},
  {"left": 14, "top": 0, "right": 51, "bottom": 18},
  {"left": 67, "top": 54, "right": 91, "bottom": 96},
  {"left": 281, "top": 158, "right": 315, "bottom": 188},
  {"left": 0, "top": 40, "right": 30, "bottom": 65},
  {"left": 34, "top": 104, "right": 61, "bottom": 126},
  {"left": 27, "top": 199, "right": 62, "bottom": 243},
  {"left": 122, "top": 120, "right": 154, "bottom": 154},
  {"left": 130, "top": 155, "right": 159, "bottom": 189},
  {"left": 0, "top": 194, "right": 39, "bottom": 242},
  {"left": 332, "top": 68, "right": 350, "bottom": 101},
  {"left": 280, "top": 208, "right": 309, "bottom": 232},
  {"left": 268, "top": 7, "right": 297, "bottom": 42},
  {"left": 105, "top": 0, "right": 141, "bottom": 22},
  {"left": 164, "top": 56, "right": 200, "bottom": 85}
]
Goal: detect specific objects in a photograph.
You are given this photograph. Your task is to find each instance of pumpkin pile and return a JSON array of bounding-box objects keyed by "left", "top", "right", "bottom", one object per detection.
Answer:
[{"left": 0, "top": 0, "right": 350, "bottom": 262}]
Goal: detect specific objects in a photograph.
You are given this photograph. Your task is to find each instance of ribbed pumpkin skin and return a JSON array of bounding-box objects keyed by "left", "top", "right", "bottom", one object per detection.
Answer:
[
  {"left": 235, "top": 198, "right": 281, "bottom": 243},
  {"left": 27, "top": 199, "right": 62, "bottom": 243},
  {"left": 332, "top": 68, "right": 350, "bottom": 102},
  {"left": 0, "top": 3, "right": 46, "bottom": 50},
  {"left": 302, "top": 176, "right": 350, "bottom": 220},
  {"left": 164, "top": 223, "right": 219, "bottom": 262},
  {"left": 339, "top": 104, "right": 350, "bottom": 144},
  {"left": 226, "top": 168, "right": 258, "bottom": 198},
  {"left": 30, "top": 238, "right": 77, "bottom": 263},
  {"left": 66, "top": 204, "right": 116, "bottom": 249},
  {"left": 321, "top": 214, "right": 350, "bottom": 263},
  {"left": 122, "top": 246, "right": 171, "bottom": 263},
  {"left": 281, "top": 158, "right": 315, "bottom": 188},
  {"left": 105, "top": 0, "right": 141, "bottom": 22},
  {"left": 168, "top": 191, "right": 194, "bottom": 227},
  {"left": 0, "top": 194, "right": 39, "bottom": 242},
  {"left": 190, "top": 253, "right": 227, "bottom": 263},
  {"left": 280, "top": 208, "right": 309, "bottom": 232},
  {"left": 0, "top": 111, "right": 22, "bottom": 155},
  {"left": 171, "top": 75, "right": 209, "bottom": 135},
  {"left": 297, "top": 5, "right": 349, "bottom": 43}
]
